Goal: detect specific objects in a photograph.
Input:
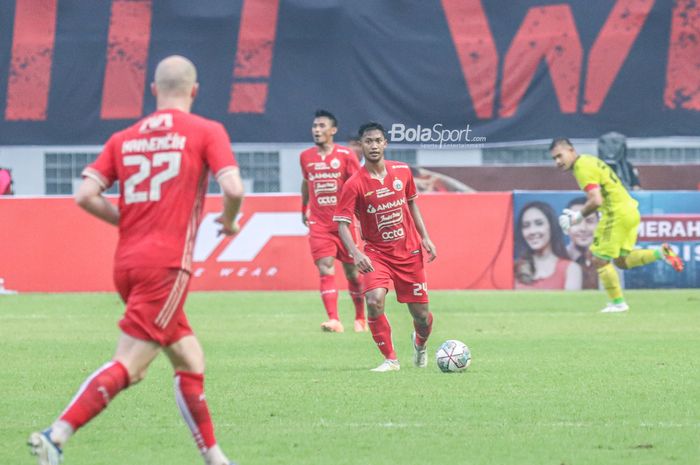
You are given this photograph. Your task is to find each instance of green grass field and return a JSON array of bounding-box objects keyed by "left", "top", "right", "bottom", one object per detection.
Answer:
[{"left": 1, "top": 290, "right": 699, "bottom": 465}]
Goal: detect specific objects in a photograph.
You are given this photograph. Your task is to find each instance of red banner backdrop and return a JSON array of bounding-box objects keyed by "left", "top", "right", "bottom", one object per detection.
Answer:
[{"left": 0, "top": 194, "right": 513, "bottom": 292}]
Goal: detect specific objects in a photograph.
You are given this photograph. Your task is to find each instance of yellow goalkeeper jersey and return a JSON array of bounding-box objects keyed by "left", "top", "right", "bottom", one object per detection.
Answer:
[{"left": 572, "top": 155, "right": 638, "bottom": 216}]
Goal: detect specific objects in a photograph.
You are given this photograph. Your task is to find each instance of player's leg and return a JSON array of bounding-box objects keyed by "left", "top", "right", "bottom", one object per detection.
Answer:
[
  {"left": 397, "top": 259, "right": 432, "bottom": 368},
  {"left": 366, "top": 287, "right": 399, "bottom": 371},
  {"left": 341, "top": 261, "right": 367, "bottom": 332},
  {"left": 164, "top": 334, "right": 233, "bottom": 465},
  {"left": 590, "top": 214, "right": 629, "bottom": 312},
  {"left": 29, "top": 268, "right": 165, "bottom": 464},
  {"left": 616, "top": 245, "right": 683, "bottom": 271},
  {"left": 610, "top": 210, "right": 680, "bottom": 271},
  {"left": 315, "top": 254, "right": 343, "bottom": 332},
  {"left": 30, "top": 332, "right": 160, "bottom": 462},
  {"left": 336, "top": 229, "right": 367, "bottom": 331}
]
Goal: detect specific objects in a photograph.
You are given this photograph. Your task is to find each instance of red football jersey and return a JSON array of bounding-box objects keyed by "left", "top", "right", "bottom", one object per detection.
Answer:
[
  {"left": 300, "top": 144, "right": 361, "bottom": 234},
  {"left": 83, "top": 109, "right": 238, "bottom": 272},
  {"left": 334, "top": 160, "right": 422, "bottom": 261}
]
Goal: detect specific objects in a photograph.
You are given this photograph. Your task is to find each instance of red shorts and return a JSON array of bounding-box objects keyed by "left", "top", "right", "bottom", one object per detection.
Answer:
[
  {"left": 114, "top": 267, "right": 193, "bottom": 346},
  {"left": 308, "top": 230, "right": 354, "bottom": 263},
  {"left": 364, "top": 251, "right": 429, "bottom": 304}
]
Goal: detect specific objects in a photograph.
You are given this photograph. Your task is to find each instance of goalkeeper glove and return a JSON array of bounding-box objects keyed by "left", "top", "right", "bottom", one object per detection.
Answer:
[{"left": 559, "top": 208, "right": 583, "bottom": 233}]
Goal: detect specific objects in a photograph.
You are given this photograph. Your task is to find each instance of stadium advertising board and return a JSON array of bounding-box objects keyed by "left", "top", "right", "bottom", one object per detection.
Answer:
[
  {"left": 513, "top": 191, "right": 700, "bottom": 290},
  {"left": 0, "top": 193, "right": 512, "bottom": 292}
]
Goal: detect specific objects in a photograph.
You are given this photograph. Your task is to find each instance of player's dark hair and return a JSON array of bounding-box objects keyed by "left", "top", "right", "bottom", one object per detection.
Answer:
[
  {"left": 358, "top": 121, "right": 387, "bottom": 139},
  {"left": 514, "top": 201, "right": 570, "bottom": 284},
  {"left": 314, "top": 109, "right": 337, "bottom": 127},
  {"left": 567, "top": 197, "right": 587, "bottom": 208},
  {"left": 549, "top": 137, "right": 573, "bottom": 151}
]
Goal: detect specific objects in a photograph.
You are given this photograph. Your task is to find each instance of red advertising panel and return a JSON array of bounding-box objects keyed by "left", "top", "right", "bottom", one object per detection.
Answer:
[{"left": 0, "top": 194, "right": 512, "bottom": 292}]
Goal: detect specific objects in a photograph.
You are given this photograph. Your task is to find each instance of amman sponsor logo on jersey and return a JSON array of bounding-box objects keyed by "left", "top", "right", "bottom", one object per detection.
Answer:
[
  {"left": 308, "top": 171, "right": 341, "bottom": 181},
  {"left": 367, "top": 197, "right": 406, "bottom": 214}
]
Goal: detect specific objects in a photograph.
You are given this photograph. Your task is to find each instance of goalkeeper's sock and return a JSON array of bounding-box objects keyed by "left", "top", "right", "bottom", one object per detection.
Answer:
[
  {"left": 368, "top": 314, "right": 396, "bottom": 360},
  {"left": 597, "top": 263, "right": 624, "bottom": 304},
  {"left": 623, "top": 249, "right": 660, "bottom": 269},
  {"left": 319, "top": 274, "right": 339, "bottom": 320},
  {"left": 59, "top": 360, "right": 130, "bottom": 434}
]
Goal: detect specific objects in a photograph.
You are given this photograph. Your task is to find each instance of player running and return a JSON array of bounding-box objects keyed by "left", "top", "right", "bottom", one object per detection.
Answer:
[
  {"left": 334, "top": 122, "right": 437, "bottom": 372},
  {"left": 27, "top": 56, "right": 243, "bottom": 465},
  {"left": 300, "top": 110, "right": 366, "bottom": 333},
  {"left": 550, "top": 138, "right": 684, "bottom": 312}
]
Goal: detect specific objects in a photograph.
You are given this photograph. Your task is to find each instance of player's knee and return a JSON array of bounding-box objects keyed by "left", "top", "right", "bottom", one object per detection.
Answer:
[
  {"left": 613, "top": 257, "right": 628, "bottom": 269},
  {"left": 128, "top": 367, "right": 149, "bottom": 385},
  {"left": 366, "top": 298, "right": 384, "bottom": 317}
]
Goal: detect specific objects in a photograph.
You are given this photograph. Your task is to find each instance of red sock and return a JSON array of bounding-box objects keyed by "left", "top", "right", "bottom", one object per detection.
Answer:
[
  {"left": 367, "top": 314, "right": 396, "bottom": 359},
  {"left": 413, "top": 311, "right": 433, "bottom": 347},
  {"left": 59, "top": 361, "right": 130, "bottom": 430},
  {"left": 175, "top": 371, "right": 217, "bottom": 454},
  {"left": 347, "top": 276, "right": 365, "bottom": 320},
  {"left": 320, "top": 274, "right": 339, "bottom": 320}
]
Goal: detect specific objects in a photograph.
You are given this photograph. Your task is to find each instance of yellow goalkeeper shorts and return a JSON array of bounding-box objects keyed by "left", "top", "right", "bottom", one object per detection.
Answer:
[{"left": 590, "top": 208, "right": 641, "bottom": 260}]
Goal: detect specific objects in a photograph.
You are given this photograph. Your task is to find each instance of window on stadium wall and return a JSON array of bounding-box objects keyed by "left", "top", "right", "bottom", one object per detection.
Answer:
[
  {"left": 627, "top": 147, "right": 700, "bottom": 164},
  {"left": 226, "top": 151, "right": 280, "bottom": 193},
  {"left": 482, "top": 147, "right": 550, "bottom": 165},
  {"left": 45, "top": 150, "right": 280, "bottom": 196},
  {"left": 44, "top": 152, "right": 118, "bottom": 195},
  {"left": 482, "top": 146, "right": 700, "bottom": 165},
  {"left": 385, "top": 149, "right": 417, "bottom": 165}
]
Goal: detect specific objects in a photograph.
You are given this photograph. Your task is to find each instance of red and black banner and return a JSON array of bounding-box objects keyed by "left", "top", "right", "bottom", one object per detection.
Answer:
[{"left": 0, "top": 0, "right": 698, "bottom": 144}]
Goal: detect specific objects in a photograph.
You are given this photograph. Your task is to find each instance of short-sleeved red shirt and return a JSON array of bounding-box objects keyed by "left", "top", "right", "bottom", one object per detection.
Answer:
[
  {"left": 300, "top": 144, "right": 361, "bottom": 234},
  {"left": 83, "top": 109, "right": 238, "bottom": 272},
  {"left": 334, "top": 160, "right": 422, "bottom": 261}
]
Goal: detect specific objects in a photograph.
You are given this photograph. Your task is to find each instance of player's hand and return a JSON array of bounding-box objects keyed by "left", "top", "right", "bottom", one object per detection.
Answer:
[
  {"left": 353, "top": 250, "right": 374, "bottom": 273},
  {"left": 301, "top": 212, "right": 308, "bottom": 227},
  {"left": 423, "top": 238, "right": 437, "bottom": 262},
  {"left": 215, "top": 215, "right": 240, "bottom": 236},
  {"left": 558, "top": 208, "right": 583, "bottom": 233}
]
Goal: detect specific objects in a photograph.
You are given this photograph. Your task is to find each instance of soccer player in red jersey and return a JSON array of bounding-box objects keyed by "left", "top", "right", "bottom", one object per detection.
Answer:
[
  {"left": 300, "top": 110, "right": 366, "bottom": 333},
  {"left": 28, "top": 56, "right": 244, "bottom": 465},
  {"left": 333, "top": 122, "right": 437, "bottom": 372}
]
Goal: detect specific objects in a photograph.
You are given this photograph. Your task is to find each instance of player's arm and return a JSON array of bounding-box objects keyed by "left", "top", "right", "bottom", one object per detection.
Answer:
[
  {"left": 301, "top": 180, "right": 309, "bottom": 226},
  {"left": 337, "top": 220, "right": 373, "bottom": 273},
  {"left": 215, "top": 168, "right": 244, "bottom": 236},
  {"left": 75, "top": 177, "right": 119, "bottom": 226},
  {"left": 408, "top": 199, "right": 437, "bottom": 262},
  {"left": 580, "top": 187, "right": 603, "bottom": 217}
]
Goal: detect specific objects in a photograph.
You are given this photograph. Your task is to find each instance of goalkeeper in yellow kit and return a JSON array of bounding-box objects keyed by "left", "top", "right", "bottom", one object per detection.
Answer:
[{"left": 549, "top": 138, "right": 684, "bottom": 312}]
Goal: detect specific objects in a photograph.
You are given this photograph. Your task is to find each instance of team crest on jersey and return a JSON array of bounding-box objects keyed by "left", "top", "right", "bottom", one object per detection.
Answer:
[
  {"left": 139, "top": 113, "right": 173, "bottom": 133},
  {"left": 392, "top": 178, "right": 403, "bottom": 191},
  {"left": 330, "top": 158, "right": 340, "bottom": 169},
  {"left": 367, "top": 204, "right": 376, "bottom": 214}
]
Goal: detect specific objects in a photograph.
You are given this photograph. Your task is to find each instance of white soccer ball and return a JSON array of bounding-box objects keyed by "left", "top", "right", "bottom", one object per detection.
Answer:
[{"left": 436, "top": 340, "right": 471, "bottom": 373}]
